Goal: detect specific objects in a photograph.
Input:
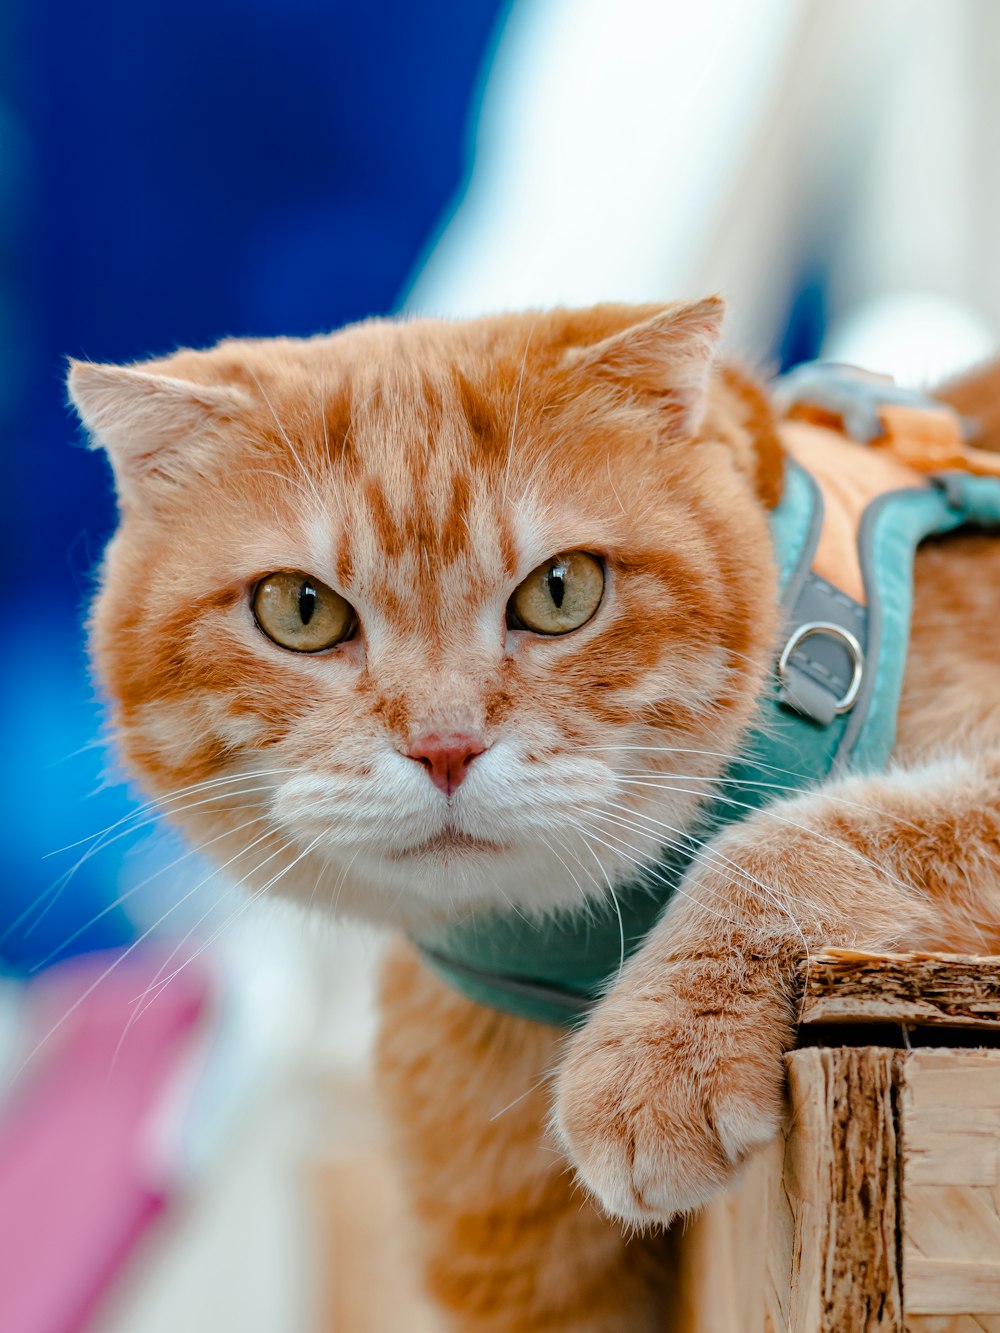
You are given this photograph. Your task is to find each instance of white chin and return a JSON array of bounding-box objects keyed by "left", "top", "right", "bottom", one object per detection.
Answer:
[{"left": 335, "top": 835, "right": 606, "bottom": 926}]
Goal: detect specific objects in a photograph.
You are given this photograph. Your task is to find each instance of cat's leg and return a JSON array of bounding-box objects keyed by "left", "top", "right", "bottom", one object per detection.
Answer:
[
  {"left": 375, "top": 941, "right": 675, "bottom": 1333},
  {"left": 554, "top": 748, "right": 1000, "bottom": 1228}
]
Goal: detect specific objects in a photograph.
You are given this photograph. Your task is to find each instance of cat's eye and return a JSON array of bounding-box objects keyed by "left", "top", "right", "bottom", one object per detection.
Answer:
[
  {"left": 252, "top": 571, "right": 356, "bottom": 652},
  {"left": 508, "top": 551, "right": 605, "bottom": 635}
]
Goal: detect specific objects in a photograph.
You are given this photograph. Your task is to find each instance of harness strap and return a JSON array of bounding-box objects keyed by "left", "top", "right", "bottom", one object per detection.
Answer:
[{"left": 414, "top": 365, "right": 1000, "bottom": 1026}]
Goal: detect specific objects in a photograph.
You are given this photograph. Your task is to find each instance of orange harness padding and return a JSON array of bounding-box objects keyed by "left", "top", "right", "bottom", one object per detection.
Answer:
[
  {"left": 778, "top": 385, "right": 1000, "bottom": 604},
  {"left": 790, "top": 396, "right": 1000, "bottom": 478}
]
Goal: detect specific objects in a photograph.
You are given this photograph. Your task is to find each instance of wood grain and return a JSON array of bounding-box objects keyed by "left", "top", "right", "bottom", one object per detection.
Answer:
[
  {"left": 676, "top": 1047, "right": 905, "bottom": 1332},
  {"left": 672, "top": 1137, "right": 786, "bottom": 1333},
  {"left": 783, "top": 1047, "right": 903, "bottom": 1332},
  {"left": 901, "top": 1050, "right": 1000, "bottom": 1324},
  {"left": 676, "top": 955, "right": 1000, "bottom": 1332},
  {"left": 797, "top": 952, "right": 1000, "bottom": 1030}
]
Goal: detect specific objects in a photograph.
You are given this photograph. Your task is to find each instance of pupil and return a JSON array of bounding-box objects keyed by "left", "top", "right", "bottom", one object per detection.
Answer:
[
  {"left": 298, "top": 583, "right": 317, "bottom": 625},
  {"left": 547, "top": 564, "right": 566, "bottom": 609}
]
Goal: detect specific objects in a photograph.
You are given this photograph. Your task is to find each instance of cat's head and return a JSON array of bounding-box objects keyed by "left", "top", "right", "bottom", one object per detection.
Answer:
[{"left": 69, "top": 301, "right": 783, "bottom": 930}]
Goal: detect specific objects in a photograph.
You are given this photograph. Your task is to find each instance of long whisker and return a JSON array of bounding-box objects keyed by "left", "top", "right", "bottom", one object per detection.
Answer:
[
  {"left": 489, "top": 1065, "right": 559, "bottom": 1124},
  {"left": 564, "top": 818, "right": 745, "bottom": 932},
  {"left": 42, "top": 767, "right": 292, "bottom": 869},
  {"left": 29, "top": 812, "right": 272, "bottom": 972},
  {"left": 494, "top": 887, "right": 533, "bottom": 927},
  {"left": 581, "top": 743, "right": 834, "bottom": 782},
  {"left": 575, "top": 805, "right": 756, "bottom": 911},
  {"left": 585, "top": 744, "right": 927, "bottom": 833},
  {"left": 574, "top": 799, "right": 815, "bottom": 964},
  {"left": 111, "top": 828, "right": 295, "bottom": 1064},
  {"left": 326, "top": 845, "right": 364, "bottom": 917},
  {"left": 613, "top": 777, "right": 912, "bottom": 895},
  {"left": 586, "top": 796, "right": 825, "bottom": 913},
  {"left": 44, "top": 767, "right": 293, "bottom": 860},
  {"left": 586, "top": 745, "right": 927, "bottom": 834},
  {"left": 545, "top": 825, "right": 602, "bottom": 903},
  {"left": 124, "top": 831, "right": 296, "bottom": 1019},
  {"left": 132, "top": 833, "right": 326, "bottom": 1014},
  {"left": 578, "top": 802, "right": 812, "bottom": 956},
  {"left": 532, "top": 825, "right": 608, "bottom": 943},
  {"left": 556, "top": 827, "right": 627, "bottom": 979},
  {"left": 246, "top": 368, "right": 325, "bottom": 509},
  {"left": 9, "top": 831, "right": 281, "bottom": 1084},
  {"left": 18, "top": 781, "right": 284, "bottom": 942}
]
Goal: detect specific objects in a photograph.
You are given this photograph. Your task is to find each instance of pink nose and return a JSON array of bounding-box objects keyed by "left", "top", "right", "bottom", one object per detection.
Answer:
[{"left": 404, "top": 732, "right": 487, "bottom": 797}]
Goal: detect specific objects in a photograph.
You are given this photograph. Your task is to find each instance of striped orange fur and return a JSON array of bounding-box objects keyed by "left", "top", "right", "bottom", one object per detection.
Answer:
[{"left": 69, "top": 303, "right": 1000, "bottom": 1331}]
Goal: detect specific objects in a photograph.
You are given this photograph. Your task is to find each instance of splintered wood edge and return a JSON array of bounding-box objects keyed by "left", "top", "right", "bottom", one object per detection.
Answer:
[
  {"left": 797, "top": 950, "right": 1000, "bottom": 1029},
  {"left": 784, "top": 1047, "right": 904, "bottom": 1331}
]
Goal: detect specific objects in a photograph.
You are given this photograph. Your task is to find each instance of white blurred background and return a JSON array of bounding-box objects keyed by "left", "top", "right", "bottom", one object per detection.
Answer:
[{"left": 409, "top": 0, "right": 1000, "bottom": 384}]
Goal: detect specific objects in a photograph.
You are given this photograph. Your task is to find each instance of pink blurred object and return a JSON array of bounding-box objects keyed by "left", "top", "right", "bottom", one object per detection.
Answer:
[{"left": 0, "top": 951, "right": 212, "bottom": 1333}]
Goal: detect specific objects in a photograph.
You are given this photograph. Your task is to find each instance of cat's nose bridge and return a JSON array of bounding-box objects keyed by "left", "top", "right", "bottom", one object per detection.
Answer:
[{"left": 373, "top": 660, "right": 492, "bottom": 754}]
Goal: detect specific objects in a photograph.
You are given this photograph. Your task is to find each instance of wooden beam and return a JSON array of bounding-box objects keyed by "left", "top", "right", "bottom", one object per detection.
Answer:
[
  {"left": 783, "top": 1047, "right": 903, "bottom": 1331},
  {"left": 797, "top": 951, "right": 1000, "bottom": 1030},
  {"left": 901, "top": 1050, "right": 1000, "bottom": 1325}
]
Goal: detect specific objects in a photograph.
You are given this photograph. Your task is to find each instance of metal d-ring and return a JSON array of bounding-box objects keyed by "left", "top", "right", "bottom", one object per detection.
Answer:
[{"left": 776, "top": 621, "right": 865, "bottom": 715}]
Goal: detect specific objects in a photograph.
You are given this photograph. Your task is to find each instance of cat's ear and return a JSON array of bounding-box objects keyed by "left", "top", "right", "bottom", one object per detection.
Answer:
[
  {"left": 67, "top": 360, "right": 251, "bottom": 508},
  {"left": 570, "top": 297, "right": 725, "bottom": 436}
]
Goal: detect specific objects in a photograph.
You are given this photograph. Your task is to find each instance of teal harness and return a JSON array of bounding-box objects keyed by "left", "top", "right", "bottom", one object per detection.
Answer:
[{"left": 415, "top": 376, "right": 1000, "bottom": 1027}]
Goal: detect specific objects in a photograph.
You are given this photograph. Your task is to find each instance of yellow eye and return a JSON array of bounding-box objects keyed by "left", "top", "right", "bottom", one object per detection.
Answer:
[
  {"left": 509, "top": 551, "right": 605, "bottom": 635},
  {"left": 252, "top": 571, "right": 356, "bottom": 652}
]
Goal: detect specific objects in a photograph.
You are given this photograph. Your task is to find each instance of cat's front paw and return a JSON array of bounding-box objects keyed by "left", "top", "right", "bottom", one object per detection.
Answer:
[{"left": 552, "top": 961, "right": 792, "bottom": 1229}]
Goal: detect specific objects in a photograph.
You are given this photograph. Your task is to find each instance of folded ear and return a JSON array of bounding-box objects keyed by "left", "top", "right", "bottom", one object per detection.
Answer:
[
  {"left": 67, "top": 360, "right": 252, "bottom": 508},
  {"left": 570, "top": 296, "right": 725, "bottom": 436}
]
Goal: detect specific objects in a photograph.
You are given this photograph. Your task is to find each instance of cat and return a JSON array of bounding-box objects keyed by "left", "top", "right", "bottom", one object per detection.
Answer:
[{"left": 68, "top": 301, "right": 1000, "bottom": 1332}]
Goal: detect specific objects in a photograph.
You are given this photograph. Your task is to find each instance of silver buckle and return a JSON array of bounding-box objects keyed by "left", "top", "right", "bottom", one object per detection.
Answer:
[{"left": 776, "top": 621, "right": 864, "bottom": 715}]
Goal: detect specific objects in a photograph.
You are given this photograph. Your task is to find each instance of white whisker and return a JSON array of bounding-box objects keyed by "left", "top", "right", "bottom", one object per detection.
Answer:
[
  {"left": 578, "top": 802, "right": 812, "bottom": 957},
  {"left": 19, "top": 780, "right": 285, "bottom": 942},
  {"left": 31, "top": 812, "right": 271, "bottom": 972},
  {"left": 247, "top": 368, "right": 324, "bottom": 509},
  {"left": 131, "top": 833, "right": 326, "bottom": 1015},
  {"left": 502, "top": 326, "right": 533, "bottom": 505},
  {"left": 44, "top": 768, "right": 293, "bottom": 860},
  {"left": 10, "top": 832, "right": 278, "bottom": 1085},
  {"left": 489, "top": 1066, "right": 558, "bottom": 1123},
  {"left": 124, "top": 831, "right": 297, "bottom": 1022},
  {"left": 613, "top": 777, "right": 912, "bottom": 895},
  {"left": 564, "top": 818, "right": 745, "bottom": 932},
  {"left": 556, "top": 827, "right": 627, "bottom": 979}
]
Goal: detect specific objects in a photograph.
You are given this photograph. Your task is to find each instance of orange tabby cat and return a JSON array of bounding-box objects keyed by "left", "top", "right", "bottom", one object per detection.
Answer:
[{"left": 69, "top": 302, "right": 1000, "bottom": 1332}]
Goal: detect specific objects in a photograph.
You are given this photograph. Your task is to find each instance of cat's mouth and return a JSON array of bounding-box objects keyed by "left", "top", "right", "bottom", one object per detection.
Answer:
[{"left": 389, "top": 830, "right": 508, "bottom": 860}]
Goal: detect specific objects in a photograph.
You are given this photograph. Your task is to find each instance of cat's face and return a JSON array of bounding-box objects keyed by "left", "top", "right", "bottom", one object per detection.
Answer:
[{"left": 70, "top": 302, "right": 782, "bottom": 930}]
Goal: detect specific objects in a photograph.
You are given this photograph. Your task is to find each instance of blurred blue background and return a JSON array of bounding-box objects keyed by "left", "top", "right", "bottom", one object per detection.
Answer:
[
  {"left": 4, "top": 0, "right": 999, "bottom": 973},
  {"left": 2, "top": 0, "right": 507, "bottom": 970}
]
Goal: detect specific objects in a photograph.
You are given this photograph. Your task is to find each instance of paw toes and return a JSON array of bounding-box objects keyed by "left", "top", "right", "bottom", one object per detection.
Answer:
[{"left": 554, "top": 1021, "right": 784, "bottom": 1228}]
